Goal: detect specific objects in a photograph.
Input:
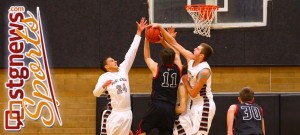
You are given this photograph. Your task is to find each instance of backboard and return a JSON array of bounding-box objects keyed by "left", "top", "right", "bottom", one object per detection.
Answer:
[{"left": 149, "top": 0, "right": 271, "bottom": 29}]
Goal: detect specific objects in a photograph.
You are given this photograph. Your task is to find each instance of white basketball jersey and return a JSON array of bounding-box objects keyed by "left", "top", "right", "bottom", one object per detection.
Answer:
[
  {"left": 187, "top": 60, "right": 213, "bottom": 100},
  {"left": 97, "top": 70, "right": 131, "bottom": 109},
  {"left": 93, "top": 35, "right": 141, "bottom": 110}
]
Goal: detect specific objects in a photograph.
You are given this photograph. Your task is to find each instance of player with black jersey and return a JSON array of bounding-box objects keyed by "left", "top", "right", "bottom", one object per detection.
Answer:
[
  {"left": 227, "top": 87, "right": 265, "bottom": 135},
  {"left": 136, "top": 36, "right": 182, "bottom": 135}
]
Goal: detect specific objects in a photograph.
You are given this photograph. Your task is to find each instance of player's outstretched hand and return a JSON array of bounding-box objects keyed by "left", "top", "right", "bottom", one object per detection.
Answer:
[
  {"left": 136, "top": 17, "right": 148, "bottom": 36},
  {"left": 167, "top": 26, "right": 177, "bottom": 38}
]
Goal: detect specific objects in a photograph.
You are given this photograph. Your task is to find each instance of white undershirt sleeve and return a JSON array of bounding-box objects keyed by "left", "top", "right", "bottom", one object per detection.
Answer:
[
  {"left": 119, "top": 34, "right": 142, "bottom": 73},
  {"left": 93, "top": 76, "right": 106, "bottom": 97}
]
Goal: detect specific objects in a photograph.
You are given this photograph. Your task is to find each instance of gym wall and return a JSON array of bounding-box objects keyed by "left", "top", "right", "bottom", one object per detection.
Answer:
[{"left": 0, "top": 0, "right": 300, "bottom": 68}]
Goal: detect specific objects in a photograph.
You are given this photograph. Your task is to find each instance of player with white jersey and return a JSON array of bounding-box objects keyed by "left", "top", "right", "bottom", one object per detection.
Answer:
[
  {"left": 173, "top": 64, "right": 193, "bottom": 135},
  {"left": 151, "top": 23, "right": 215, "bottom": 135},
  {"left": 187, "top": 60, "right": 215, "bottom": 135},
  {"left": 93, "top": 17, "right": 147, "bottom": 135}
]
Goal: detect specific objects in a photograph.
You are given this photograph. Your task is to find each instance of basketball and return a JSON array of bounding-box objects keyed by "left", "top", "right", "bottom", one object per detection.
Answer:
[{"left": 146, "top": 27, "right": 161, "bottom": 43}]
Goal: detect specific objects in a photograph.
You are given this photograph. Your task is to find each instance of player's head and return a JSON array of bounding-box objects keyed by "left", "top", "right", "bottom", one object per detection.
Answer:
[
  {"left": 100, "top": 56, "right": 118, "bottom": 72},
  {"left": 160, "top": 48, "right": 175, "bottom": 65},
  {"left": 200, "top": 43, "right": 213, "bottom": 61},
  {"left": 194, "top": 43, "right": 214, "bottom": 61},
  {"left": 239, "top": 87, "right": 254, "bottom": 103}
]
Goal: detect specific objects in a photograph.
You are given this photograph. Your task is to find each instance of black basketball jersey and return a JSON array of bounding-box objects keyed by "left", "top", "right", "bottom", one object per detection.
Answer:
[
  {"left": 234, "top": 102, "right": 264, "bottom": 135},
  {"left": 151, "top": 64, "right": 180, "bottom": 105}
]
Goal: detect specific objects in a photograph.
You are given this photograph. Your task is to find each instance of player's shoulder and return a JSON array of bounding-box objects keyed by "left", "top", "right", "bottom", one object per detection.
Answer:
[
  {"left": 230, "top": 104, "right": 237, "bottom": 108},
  {"left": 99, "top": 72, "right": 111, "bottom": 79},
  {"left": 201, "top": 68, "right": 210, "bottom": 74},
  {"left": 228, "top": 104, "right": 237, "bottom": 112},
  {"left": 187, "top": 59, "right": 194, "bottom": 65},
  {"left": 252, "top": 102, "right": 262, "bottom": 107}
]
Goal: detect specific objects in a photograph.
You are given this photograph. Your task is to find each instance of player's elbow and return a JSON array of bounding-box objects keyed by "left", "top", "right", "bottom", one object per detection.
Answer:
[
  {"left": 181, "top": 106, "right": 187, "bottom": 113},
  {"left": 176, "top": 106, "right": 186, "bottom": 114},
  {"left": 93, "top": 90, "right": 100, "bottom": 97},
  {"left": 143, "top": 56, "right": 148, "bottom": 60}
]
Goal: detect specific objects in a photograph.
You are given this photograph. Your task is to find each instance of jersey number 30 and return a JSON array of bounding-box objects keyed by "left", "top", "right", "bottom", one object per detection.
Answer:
[{"left": 241, "top": 106, "right": 262, "bottom": 120}]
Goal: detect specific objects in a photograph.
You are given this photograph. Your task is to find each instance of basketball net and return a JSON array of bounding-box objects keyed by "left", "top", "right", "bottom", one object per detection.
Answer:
[{"left": 186, "top": 5, "right": 218, "bottom": 37}]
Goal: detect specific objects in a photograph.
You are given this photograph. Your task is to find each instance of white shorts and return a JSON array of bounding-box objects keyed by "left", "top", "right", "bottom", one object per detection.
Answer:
[
  {"left": 173, "top": 110, "right": 193, "bottom": 135},
  {"left": 190, "top": 98, "right": 216, "bottom": 135},
  {"left": 101, "top": 108, "right": 132, "bottom": 135}
]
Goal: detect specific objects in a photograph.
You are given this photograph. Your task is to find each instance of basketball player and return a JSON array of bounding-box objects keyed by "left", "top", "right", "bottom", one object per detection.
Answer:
[
  {"left": 93, "top": 17, "right": 147, "bottom": 135},
  {"left": 157, "top": 27, "right": 193, "bottom": 135},
  {"left": 136, "top": 31, "right": 182, "bottom": 135},
  {"left": 151, "top": 23, "right": 216, "bottom": 135},
  {"left": 173, "top": 64, "right": 193, "bottom": 135},
  {"left": 227, "top": 87, "right": 265, "bottom": 135}
]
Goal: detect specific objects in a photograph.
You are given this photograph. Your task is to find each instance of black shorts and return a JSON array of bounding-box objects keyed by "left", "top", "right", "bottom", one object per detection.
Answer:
[{"left": 137, "top": 101, "right": 175, "bottom": 135}]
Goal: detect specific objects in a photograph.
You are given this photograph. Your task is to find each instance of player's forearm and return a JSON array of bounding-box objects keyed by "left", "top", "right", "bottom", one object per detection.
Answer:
[
  {"left": 262, "top": 119, "right": 266, "bottom": 135},
  {"left": 144, "top": 38, "right": 150, "bottom": 60},
  {"left": 121, "top": 35, "right": 142, "bottom": 71},
  {"left": 160, "top": 39, "right": 168, "bottom": 48},
  {"left": 93, "top": 86, "right": 104, "bottom": 97},
  {"left": 187, "top": 88, "right": 198, "bottom": 98},
  {"left": 166, "top": 41, "right": 193, "bottom": 63},
  {"left": 175, "top": 105, "right": 187, "bottom": 114},
  {"left": 156, "top": 24, "right": 178, "bottom": 46},
  {"left": 227, "top": 130, "right": 233, "bottom": 135},
  {"left": 136, "top": 30, "right": 142, "bottom": 36},
  {"left": 162, "top": 40, "right": 180, "bottom": 55},
  {"left": 183, "top": 82, "right": 197, "bottom": 98},
  {"left": 227, "top": 120, "right": 234, "bottom": 135}
]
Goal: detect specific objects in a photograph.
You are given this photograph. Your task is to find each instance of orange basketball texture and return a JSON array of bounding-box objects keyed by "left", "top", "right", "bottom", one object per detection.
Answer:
[{"left": 146, "top": 27, "right": 161, "bottom": 43}]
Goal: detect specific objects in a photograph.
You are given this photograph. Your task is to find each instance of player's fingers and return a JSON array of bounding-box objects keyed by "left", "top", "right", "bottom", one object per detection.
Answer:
[
  {"left": 158, "top": 34, "right": 163, "bottom": 39},
  {"left": 146, "top": 24, "right": 152, "bottom": 29},
  {"left": 107, "top": 80, "right": 113, "bottom": 84},
  {"left": 140, "top": 17, "right": 145, "bottom": 22}
]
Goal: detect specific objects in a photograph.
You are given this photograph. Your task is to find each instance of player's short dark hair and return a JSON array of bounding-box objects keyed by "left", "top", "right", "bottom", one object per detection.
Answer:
[
  {"left": 239, "top": 87, "right": 254, "bottom": 102},
  {"left": 160, "top": 48, "right": 175, "bottom": 65},
  {"left": 100, "top": 56, "right": 111, "bottom": 72},
  {"left": 182, "top": 63, "right": 188, "bottom": 75},
  {"left": 200, "top": 43, "right": 214, "bottom": 61}
]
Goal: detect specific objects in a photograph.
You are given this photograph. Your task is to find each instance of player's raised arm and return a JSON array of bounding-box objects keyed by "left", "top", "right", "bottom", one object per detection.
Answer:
[
  {"left": 119, "top": 17, "right": 147, "bottom": 72},
  {"left": 176, "top": 78, "right": 189, "bottom": 114},
  {"left": 159, "top": 27, "right": 182, "bottom": 71},
  {"left": 182, "top": 68, "right": 211, "bottom": 98},
  {"left": 136, "top": 17, "right": 148, "bottom": 36},
  {"left": 93, "top": 76, "right": 112, "bottom": 97},
  {"left": 144, "top": 38, "right": 158, "bottom": 76}
]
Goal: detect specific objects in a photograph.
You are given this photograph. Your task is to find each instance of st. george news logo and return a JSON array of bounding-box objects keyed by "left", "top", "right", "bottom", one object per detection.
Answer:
[{"left": 4, "top": 6, "right": 62, "bottom": 131}]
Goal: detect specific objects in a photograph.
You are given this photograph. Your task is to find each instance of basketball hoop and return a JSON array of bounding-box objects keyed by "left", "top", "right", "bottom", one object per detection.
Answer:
[{"left": 185, "top": 4, "right": 218, "bottom": 37}]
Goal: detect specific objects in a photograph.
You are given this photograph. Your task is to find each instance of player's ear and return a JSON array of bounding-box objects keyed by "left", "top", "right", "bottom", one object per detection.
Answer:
[
  {"left": 104, "top": 65, "right": 109, "bottom": 71},
  {"left": 251, "top": 97, "right": 255, "bottom": 102},
  {"left": 238, "top": 97, "right": 242, "bottom": 103},
  {"left": 199, "top": 53, "right": 205, "bottom": 59}
]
